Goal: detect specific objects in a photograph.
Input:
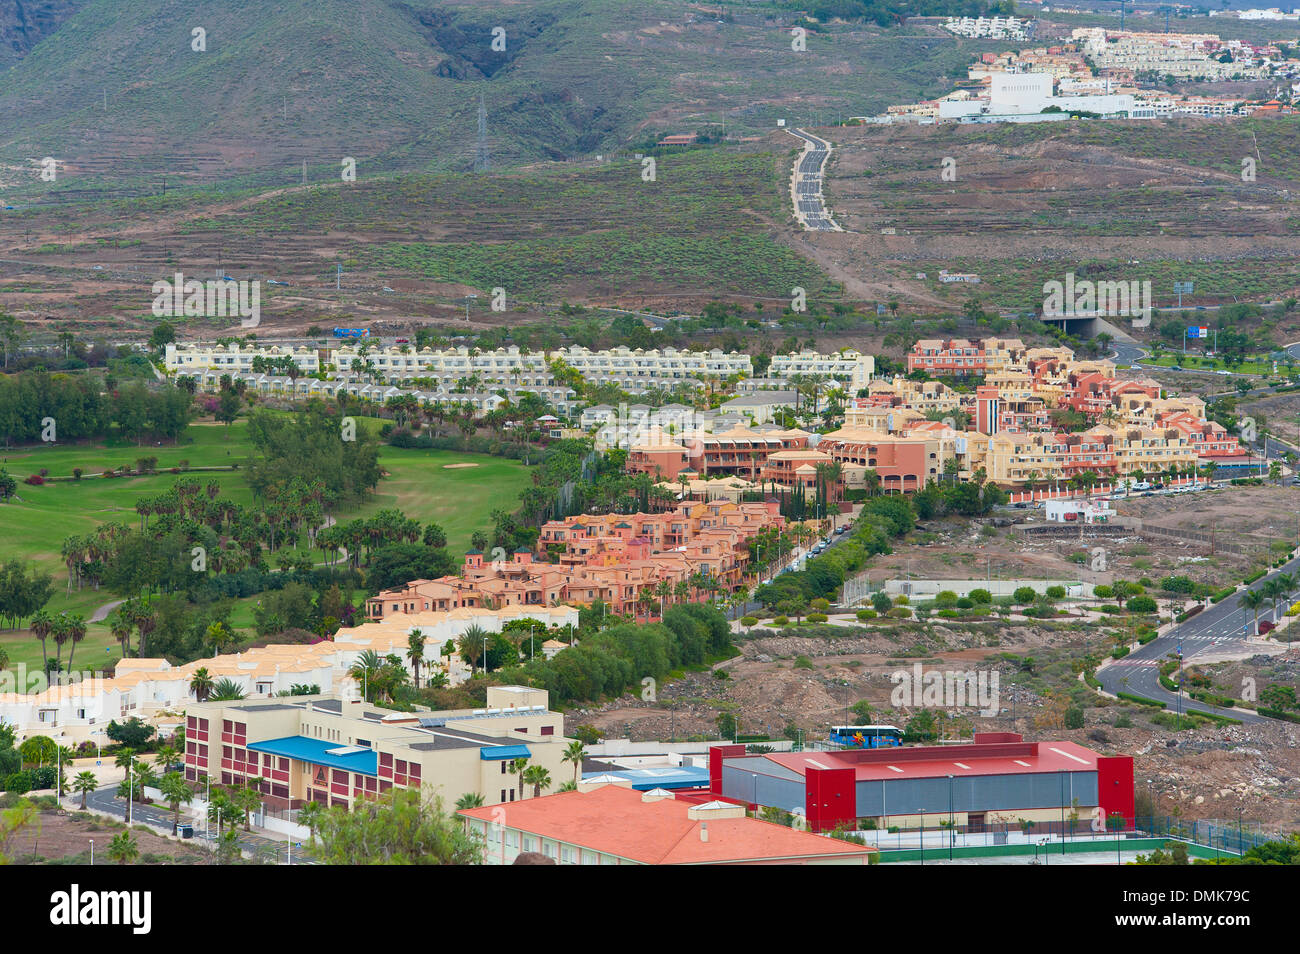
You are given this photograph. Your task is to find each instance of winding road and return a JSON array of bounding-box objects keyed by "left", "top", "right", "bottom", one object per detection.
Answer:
[{"left": 1095, "top": 553, "right": 1300, "bottom": 724}]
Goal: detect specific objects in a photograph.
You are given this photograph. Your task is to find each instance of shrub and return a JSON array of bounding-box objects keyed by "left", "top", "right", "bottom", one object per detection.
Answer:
[
  {"left": 23, "top": 474, "right": 44, "bottom": 485},
  {"left": 810, "top": 598, "right": 830, "bottom": 613},
  {"left": 886, "top": 607, "right": 912, "bottom": 618},
  {"left": 1045, "top": 585, "right": 1066, "bottom": 600},
  {"left": 806, "top": 612, "right": 828, "bottom": 623},
  {"left": 1013, "top": 586, "right": 1036, "bottom": 604},
  {"left": 71, "top": 467, "right": 82, "bottom": 480},
  {"left": 968, "top": 588, "right": 992, "bottom": 605},
  {"left": 793, "top": 655, "right": 814, "bottom": 669},
  {"left": 936, "top": 609, "right": 959, "bottom": 618},
  {"left": 1125, "top": 595, "right": 1158, "bottom": 614},
  {"left": 894, "top": 595, "right": 909, "bottom": 606},
  {"left": 1093, "top": 584, "right": 1114, "bottom": 599},
  {"left": 872, "top": 593, "right": 892, "bottom": 613},
  {"left": 739, "top": 616, "right": 758, "bottom": 627},
  {"left": 956, "top": 597, "right": 974, "bottom": 609},
  {"left": 856, "top": 609, "right": 878, "bottom": 620},
  {"left": 773, "top": 615, "right": 789, "bottom": 626},
  {"left": 934, "top": 590, "right": 959, "bottom": 608},
  {"left": 1064, "top": 707, "right": 1085, "bottom": 729}
]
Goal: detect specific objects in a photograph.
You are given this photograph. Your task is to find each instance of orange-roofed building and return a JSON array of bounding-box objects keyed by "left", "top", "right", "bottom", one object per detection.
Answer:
[{"left": 458, "top": 783, "right": 875, "bottom": 865}]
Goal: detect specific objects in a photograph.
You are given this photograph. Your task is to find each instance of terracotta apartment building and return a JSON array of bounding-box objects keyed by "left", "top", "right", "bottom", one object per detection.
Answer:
[{"left": 367, "top": 501, "right": 786, "bottom": 620}]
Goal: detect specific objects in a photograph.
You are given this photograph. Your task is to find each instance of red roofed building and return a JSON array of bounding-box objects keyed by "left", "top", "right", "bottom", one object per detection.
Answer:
[
  {"left": 457, "top": 783, "right": 876, "bottom": 865},
  {"left": 710, "top": 733, "right": 1135, "bottom": 834}
]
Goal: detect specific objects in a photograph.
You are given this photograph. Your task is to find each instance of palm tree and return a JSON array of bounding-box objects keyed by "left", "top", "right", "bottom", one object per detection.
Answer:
[
  {"left": 189, "top": 667, "right": 214, "bottom": 702},
  {"left": 561, "top": 740, "right": 587, "bottom": 784},
  {"left": 298, "top": 801, "right": 324, "bottom": 845},
  {"left": 406, "top": 630, "right": 425, "bottom": 690},
  {"left": 231, "top": 782, "right": 262, "bottom": 831},
  {"left": 72, "top": 770, "right": 98, "bottom": 810},
  {"left": 521, "top": 764, "right": 551, "bottom": 798},
  {"left": 159, "top": 772, "right": 193, "bottom": 836},
  {"left": 459, "top": 625, "right": 489, "bottom": 673},
  {"left": 455, "top": 792, "right": 486, "bottom": 810},
  {"left": 508, "top": 756, "right": 529, "bottom": 800},
  {"left": 210, "top": 677, "right": 246, "bottom": 701},
  {"left": 348, "top": 649, "right": 385, "bottom": 701},
  {"left": 1241, "top": 588, "right": 1266, "bottom": 635},
  {"left": 29, "top": 609, "right": 53, "bottom": 674},
  {"left": 106, "top": 830, "right": 139, "bottom": 865},
  {"left": 63, "top": 613, "right": 87, "bottom": 672},
  {"left": 558, "top": 780, "right": 578, "bottom": 792}
]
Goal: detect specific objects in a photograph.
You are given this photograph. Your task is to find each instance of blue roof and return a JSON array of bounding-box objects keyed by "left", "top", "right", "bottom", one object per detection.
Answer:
[
  {"left": 480, "top": 744, "right": 531, "bottom": 761},
  {"left": 247, "top": 736, "right": 378, "bottom": 776},
  {"left": 580, "top": 766, "right": 710, "bottom": 790}
]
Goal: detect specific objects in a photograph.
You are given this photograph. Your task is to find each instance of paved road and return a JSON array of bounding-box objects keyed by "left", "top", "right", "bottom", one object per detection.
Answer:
[
  {"left": 83, "top": 784, "right": 300, "bottom": 863},
  {"left": 89, "top": 599, "right": 125, "bottom": 623},
  {"left": 786, "top": 128, "right": 840, "bottom": 232},
  {"left": 1095, "top": 553, "right": 1300, "bottom": 723}
]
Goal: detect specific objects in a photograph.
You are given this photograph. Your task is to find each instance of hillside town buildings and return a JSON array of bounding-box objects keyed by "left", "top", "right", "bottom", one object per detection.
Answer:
[
  {"left": 0, "top": 606, "right": 577, "bottom": 744},
  {"left": 873, "top": 28, "right": 1290, "bottom": 125},
  {"left": 367, "top": 500, "right": 788, "bottom": 622}
]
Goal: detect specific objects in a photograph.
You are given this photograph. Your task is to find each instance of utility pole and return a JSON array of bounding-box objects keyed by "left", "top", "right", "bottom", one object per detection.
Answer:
[{"left": 302, "top": 159, "right": 307, "bottom": 186}]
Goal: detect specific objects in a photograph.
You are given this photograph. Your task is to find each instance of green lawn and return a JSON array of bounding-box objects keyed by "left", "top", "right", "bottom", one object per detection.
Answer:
[
  {"left": 1145, "top": 353, "right": 1278, "bottom": 376},
  {"left": 0, "top": 417, "right": 534, "bottom": 672}
]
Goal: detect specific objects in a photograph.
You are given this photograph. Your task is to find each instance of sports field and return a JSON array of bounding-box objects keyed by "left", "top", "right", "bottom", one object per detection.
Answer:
[{"left": 0, "top": 419, "right": 534, "bottom": 672}]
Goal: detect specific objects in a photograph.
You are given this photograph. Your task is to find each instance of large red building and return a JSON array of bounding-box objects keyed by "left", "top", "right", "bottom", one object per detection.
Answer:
[{"left": 710, "top": 733, "right": 1135, "bottom": 834}]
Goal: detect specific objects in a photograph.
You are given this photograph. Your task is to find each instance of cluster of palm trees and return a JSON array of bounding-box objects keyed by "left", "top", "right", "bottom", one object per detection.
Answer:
[
  {"left": 1240, "top": 572, "right": 1297, "bottom": 635},
  {"left": 27, "top": 609, "right": 88, "bottom": 674},
  {"left": 317, "top": 508, "right": 423, "bottom": 569},
  {"left": 346, "top": 650, "right": 411, "bottom": 703},
  {"left": 63, "top": 477, "right": 330, "bottom": 593},
  {"left": 59, "top": 523, "right": 130, "bottom": 592},
  {"left": 106, "top": 597, "right": 160, "bottom": 659},
  {"left": 187, "top": 668, "right": 246, "bottom": 702},
  {"left": 454, "top": 741, "right": 588, "bottom": 811}
]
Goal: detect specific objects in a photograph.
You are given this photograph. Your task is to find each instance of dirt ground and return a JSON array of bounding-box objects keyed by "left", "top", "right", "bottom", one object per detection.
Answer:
[
  {"left": 851, "top": 487, "right": 1291, "bottom": 595},
  {"left": 1, "top": 808, "right": 209, "bottom": 864},
  {"left": 568, "top": 614, "right": 1300, "bottom": 832}
]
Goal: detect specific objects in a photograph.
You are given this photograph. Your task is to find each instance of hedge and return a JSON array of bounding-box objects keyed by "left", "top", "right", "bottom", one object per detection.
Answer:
[
  {"left": 1243, "top": 569, "right": 1267, "bottom": 585},
  {"left": 1258, "top": 707, "right": 1300, "bottom": 724},
  {"left": 1210, "top": 587, "right": 1236, "bottom": 604},
  {"left": 1117, "top": 692, "right": 1166, "bottom": 709},
  {"left": 1112, "top": 646, "right": 1130, "bottom": 659}
]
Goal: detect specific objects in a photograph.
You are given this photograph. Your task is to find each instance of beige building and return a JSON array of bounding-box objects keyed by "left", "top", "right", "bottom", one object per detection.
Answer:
[{"left": 184, "top": 685, "right": 571, "bottom": 810}]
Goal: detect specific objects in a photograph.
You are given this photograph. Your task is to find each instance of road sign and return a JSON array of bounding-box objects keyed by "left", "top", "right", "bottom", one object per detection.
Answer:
[{"left": 1174, "top": 282, "right": 1194, "bottom": 294}]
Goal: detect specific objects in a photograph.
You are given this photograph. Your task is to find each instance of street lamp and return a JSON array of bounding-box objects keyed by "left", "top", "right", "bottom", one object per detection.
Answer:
[
  {"left": 947, "top": 774, "right": 954, "bottom": 860},
  {"left": 89, "top": 839, "right": 94, "bottom": 866}
]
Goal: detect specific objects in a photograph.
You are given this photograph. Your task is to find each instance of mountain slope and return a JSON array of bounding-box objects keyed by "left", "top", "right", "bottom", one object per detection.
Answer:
[{"left": 0, "top": 0, "right": 992, "bottom": 195}]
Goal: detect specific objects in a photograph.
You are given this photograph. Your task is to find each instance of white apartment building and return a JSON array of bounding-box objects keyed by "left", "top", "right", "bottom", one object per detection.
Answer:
[
  {"left": 164, "top": 342, "right": 321, "bottom": 375},
  {"left": 555, "top": 346, "right": 753, "bottom": 389},
  {"left": 768, "top": 350, "right": 874, "bottom": 391}
]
